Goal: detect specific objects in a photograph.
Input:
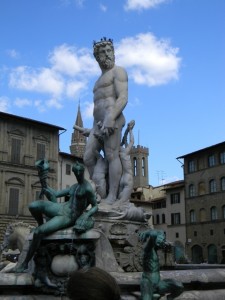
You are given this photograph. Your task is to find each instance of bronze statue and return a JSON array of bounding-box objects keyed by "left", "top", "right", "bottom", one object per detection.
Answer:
[
  {"left": 140, "top": 230, "right": 183, "bottom": 300},
  {"left": 16, "top": 161, "right": 98, "bottom": 273},
  {"left": 83, "top": 37, "right": 128, "bottom": 204}
]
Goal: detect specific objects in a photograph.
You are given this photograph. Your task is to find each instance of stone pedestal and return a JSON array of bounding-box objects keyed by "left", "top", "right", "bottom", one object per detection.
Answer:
[{"left": 24, "top": 228, "right": 101, "bottom": 294}]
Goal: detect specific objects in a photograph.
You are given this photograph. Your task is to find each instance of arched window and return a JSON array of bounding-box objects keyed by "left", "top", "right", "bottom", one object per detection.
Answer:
[
  {"left": 189, "top": 184, "right": 195, "bottom": 197},
  {"left": 190, "top": 210, "right": 196, "bottom": 223},
  {"left": 133, "top": 157, "right": 137, "bottom": 176},
  {"left": 221, "top": 177, "right": 225, "bottom": 191},
  {"left": 209, "top": 179, "right": 217, "bottom": 193},
  {"left": 208, "top": 154, "right": 216, "bottom": 167},
  {"left": 211, "top": 206, "right": 218, "bottom": 221},
  {"left": 198, "top": 182, "right": 205, "bottom": 195}
]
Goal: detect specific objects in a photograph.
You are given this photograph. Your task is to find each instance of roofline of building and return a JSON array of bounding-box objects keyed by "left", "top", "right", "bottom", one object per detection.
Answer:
[
  {"left": 1, "top": 111, "right": 66, "bottom": 131},
  {"left": 59, "top": 151, "right": 83, "bottom": 161},
  {"left": 151, "top": 196, "right": 166, "bottom": 202},
  {"left": 177, "top": 141, "right": 225, "bottom": 159},
  {"left": 163, "top": 180, "right": 184, "bottom": 190}
]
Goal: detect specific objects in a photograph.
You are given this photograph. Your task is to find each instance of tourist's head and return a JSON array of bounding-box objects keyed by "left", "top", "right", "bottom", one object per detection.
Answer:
[
  {"left": 67, "top": 267, "right": 121, "bottom": 300},
  {"left": 93, "top": 38, "right": 115, "bottom": 69}
]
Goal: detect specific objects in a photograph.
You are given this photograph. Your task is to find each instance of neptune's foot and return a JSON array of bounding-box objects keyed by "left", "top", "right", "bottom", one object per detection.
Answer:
[{"left": 105, "top": 195, "right": 116, "bottom": 205}]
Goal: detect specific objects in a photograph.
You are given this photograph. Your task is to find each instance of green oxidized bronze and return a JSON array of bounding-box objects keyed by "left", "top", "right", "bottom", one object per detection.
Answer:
[
  {"left": 35, "top": 159, "right": 49, "bottom": 199},
  {"left": 140, "top": 230, "right": 183, "bottom": 300},
  {"left": 15, "top": 161, "right": 98, "bottom": 273}
]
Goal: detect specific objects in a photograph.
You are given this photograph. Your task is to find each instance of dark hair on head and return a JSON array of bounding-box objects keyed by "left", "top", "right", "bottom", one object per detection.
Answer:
[
  {"left": 72, "top": 161, "right": 85, "bottom": 173},
  {"left": 67, "top": 267, "right": 121, "bottom": 300}
]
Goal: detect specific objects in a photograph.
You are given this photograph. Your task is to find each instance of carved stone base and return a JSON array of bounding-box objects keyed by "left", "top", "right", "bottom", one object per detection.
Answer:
[{"left": 26, "top": 228, "right": 100, "bottom": 295}]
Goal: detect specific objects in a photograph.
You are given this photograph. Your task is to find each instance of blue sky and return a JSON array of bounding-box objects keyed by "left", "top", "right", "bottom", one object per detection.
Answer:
[{"left": 0, "top": 0, "right": 224, "bottom": 186}]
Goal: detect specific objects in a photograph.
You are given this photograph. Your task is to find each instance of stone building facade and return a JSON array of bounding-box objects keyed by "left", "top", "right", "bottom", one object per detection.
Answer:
[
  {"left": 0, "top": 112, "right": 65, "bottom": 241},
  {"left": 177, "top": 142, "right": 225, "bottom": 264},
  {"left": 131, "top": 181, "right": 186, "bottom": 262}
]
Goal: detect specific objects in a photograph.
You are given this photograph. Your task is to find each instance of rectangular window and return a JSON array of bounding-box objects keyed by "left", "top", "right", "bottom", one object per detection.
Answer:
[
  {"left": 171, "top": 193, "right": 180, "bottom": 204},
  {"left": 66, "top": 164, "right": 71, "bottom": 175},
  {"left": 153, "top": 200, "right": 166, "bottom": 209},
  {"left": 209, "top": 180, "right": 217, "bottom": 193},
  {"left": 37, "top": 143, "right": 45, "bottom": 160},
  {"left": 210, "top": 229, "right": 214, "bottom": 236},
  {"left": 208, "top": 154, "right": 216, "bottom": 167},
  {"left": 11, "top": 138, "right": 21, "bottom": 163},
  {"left": 156, "top": 214, "right": 160, "bottom": 224},
  {"left": 35, "top": 191, "right": 41, "bottom": 200},
  {"left": 8, "top": 188, "right": 19, "bottom": 215},
  {"left": 220, "top": 152, "right": 225, "bottom": 164},
  {"left": 190, "top": 210, "right": 196, "bottom": 223},
  {"left": 188, "top": 160, "right": 196, "bottom": 173},
  {"left": 176, "top": 232, "right": 179, "bottom": 238},
  {"left": 171, "top": 213, "right": 180, "bottom": 225},
  {"left": 162, "top": 200, "right": 166, "bottom": 208},
  {"left": 194, "top": 231, "right": 197, "bottom": 237}
]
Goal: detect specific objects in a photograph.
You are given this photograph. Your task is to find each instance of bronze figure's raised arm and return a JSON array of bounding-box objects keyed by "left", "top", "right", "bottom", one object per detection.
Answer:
[{"left": 16, "top": 160, "right": 98, "bottom": 273}]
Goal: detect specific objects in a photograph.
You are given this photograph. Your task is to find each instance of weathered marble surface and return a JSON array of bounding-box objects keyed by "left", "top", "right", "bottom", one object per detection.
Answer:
[{"left": 1, "top": 268, "right": 225, "bottom": 299}]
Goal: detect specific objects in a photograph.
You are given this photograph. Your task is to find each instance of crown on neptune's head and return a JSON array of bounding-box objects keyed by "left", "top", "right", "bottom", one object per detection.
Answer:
[{"left": 93, "top": 37, "right": 114, "bottom": 49}]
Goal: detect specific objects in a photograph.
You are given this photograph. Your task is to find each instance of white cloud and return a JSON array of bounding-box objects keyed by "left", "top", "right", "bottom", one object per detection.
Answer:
[
  {"left": 0, "top": 96, "right": 10, "bottom": 112},
  {"left": 9, "top": 66, "right": 64, "bottom": 97},
  {"left": 46, "top": 98, "right": 63, "bottom": 109},
  {"left": 34, "top": 99, "right": 47, "bottom": 112},
  {"left": 100, "top": 4, "right": 107, "bottom": 12},
  {"left": 124, "top": 0, "right": 169, "bottom": 11},
  {"left": 75, "top": 0, "right": 85, "bottom": 7},
  {"left": 66, "top": 80, "right": 87, "bottom": 98},
  {"left": 116, "top": 33, "right": 181, "bottom": 86},
  {"left": 8, "top": 44, "right": 99, "bottom": 111},
  {"left": 7, "top": 33, "right": 180, "bottom": 112},
  {"left": 49, "top": 44, "right": 98, "bottom": 77},
  {"left": 6, "top": 49, "right": 20, "bottom": 59},
  {"left": 14, "top": 98, "right": 32, "bottom": 108}
]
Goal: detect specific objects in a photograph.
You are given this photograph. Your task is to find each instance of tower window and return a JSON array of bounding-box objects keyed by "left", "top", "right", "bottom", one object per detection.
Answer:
[
  {"left": 133, "top": 157, "right": 137, "bottom": 176},
  {"left": 142, "top": 157, "right": 145, "bottom": 176}
]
